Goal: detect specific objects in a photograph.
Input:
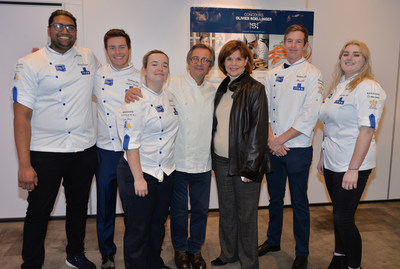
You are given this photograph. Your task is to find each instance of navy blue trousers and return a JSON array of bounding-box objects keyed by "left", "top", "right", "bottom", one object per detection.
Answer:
[
  {"left": 117, "top": 157, "right": 174, "bottom": 269},
  {"left": 95, "top": 147, "right": 123, "bottom": 258},
  {"left": 265, "top": 147, "right": 312, "bottom": 257},
  {"left": 170, "top": 170, "right": 211, "bottom": 254},
  {"left": 21, "top": 146, "right": 96, "bottom": 269}
]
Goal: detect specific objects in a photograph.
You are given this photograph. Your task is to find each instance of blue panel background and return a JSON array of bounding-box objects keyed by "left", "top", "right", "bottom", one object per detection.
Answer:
[{"left": 190, "top": 7, "right": 314, "bottom": 35}]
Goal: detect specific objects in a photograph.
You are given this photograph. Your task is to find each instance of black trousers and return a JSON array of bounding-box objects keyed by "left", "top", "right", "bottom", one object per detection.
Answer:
[
  {"left": 21, "top": 146, "right": 97, "bottom": 269},
  {"left": 324, "top": 168, "right": 372, "bottom": 268},
  {"left": 117, "top": 157, "right": 174, "bottom": 269}
]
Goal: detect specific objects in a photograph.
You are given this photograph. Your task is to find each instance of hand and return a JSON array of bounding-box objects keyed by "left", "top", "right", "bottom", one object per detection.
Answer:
[
  {"left": 268, "top": 137, "right": 290, "bottom": 157},
  {"left": 134, "top": 178, "right": 148, "bottom": 197},
  {"left": 125, "top": 88, "right": 143, "bottom": 103},
  {"left": 18, "top": 165, "right": 38, "bottom": 191},
  {"left": 342, "top": 170, "right": 358, "bottom": 190},
  {"left": 243, "top": 177, "right": 253, "bottom": 183},
  {"left": 272, "top": 147, "right": 289, "bottom": 157},
  {"left": 317, "top": 156, "right": 324, "bottom": 175}
]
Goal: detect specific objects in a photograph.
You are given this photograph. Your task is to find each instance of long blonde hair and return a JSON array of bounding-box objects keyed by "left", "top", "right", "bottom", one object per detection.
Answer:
[{"left": 329, "top": 40, "right": 374, "bottom": 94}]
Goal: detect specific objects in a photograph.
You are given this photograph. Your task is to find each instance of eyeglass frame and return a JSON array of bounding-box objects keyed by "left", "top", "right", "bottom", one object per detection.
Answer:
[
  {"left": 51, "top": 23, "right": 77, "bottom": 33},
  {"left": 190, "top": 56, "right": 211, "bottom": 64}
]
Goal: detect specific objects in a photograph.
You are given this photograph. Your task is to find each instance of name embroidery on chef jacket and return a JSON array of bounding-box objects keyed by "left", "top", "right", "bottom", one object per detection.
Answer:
[
  {"left": 104, "top": 79, "right": 113, "bottom": 86},
  {"left": 275, "top": 76, "right": 284, "bottom": 82},
  {"left": 55, "top": 65, "right": 66, "bottom": 72}
]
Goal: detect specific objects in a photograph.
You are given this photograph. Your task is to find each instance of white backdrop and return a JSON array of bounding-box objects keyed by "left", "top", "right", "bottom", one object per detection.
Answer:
[{"left": 0, "top": 0, "right": 399, "bottom": 219}]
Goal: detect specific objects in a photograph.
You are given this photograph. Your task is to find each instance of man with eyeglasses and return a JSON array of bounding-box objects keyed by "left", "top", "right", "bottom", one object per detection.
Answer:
[
  {"left": 126, "top": 43, "right": 215, "bottom": 269},
  {"left": 12, "top": 9, "right": 100, "bottom": 269}
]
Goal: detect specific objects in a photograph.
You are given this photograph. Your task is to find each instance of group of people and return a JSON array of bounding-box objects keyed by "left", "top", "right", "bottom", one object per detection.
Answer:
[{"left": 12, "top": 9, "right": 386, "bottom": 269}]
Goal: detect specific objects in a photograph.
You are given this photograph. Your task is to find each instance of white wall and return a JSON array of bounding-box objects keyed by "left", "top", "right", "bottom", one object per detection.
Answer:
[{"left": 1, "top": 0, "right": 399, "bottom": 218}]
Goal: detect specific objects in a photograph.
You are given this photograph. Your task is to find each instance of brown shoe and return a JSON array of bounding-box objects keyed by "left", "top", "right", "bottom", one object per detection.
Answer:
[
  {"left": 188, "top": 252, "right": 207, "bottom": 269},
  {"left": 175, "top": 251, "right": 191, "bottom": 269}
]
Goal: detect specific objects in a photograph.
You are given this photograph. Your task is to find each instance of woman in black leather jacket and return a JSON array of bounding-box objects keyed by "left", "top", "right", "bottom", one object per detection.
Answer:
[{"left": 210, "top": 40, "right": 272, "bottom": 269}]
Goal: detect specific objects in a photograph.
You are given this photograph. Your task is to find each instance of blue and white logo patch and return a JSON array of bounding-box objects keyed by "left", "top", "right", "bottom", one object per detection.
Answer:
[
  {"left": 104, "top": 79, "right": 113, "bottom": 86},
  {"left": 81, "top": 67, "right": 90, "bottom": 75},
  {"left": 55, "top": 65, "right": 66, "bottom": 72},
  {"left": 334, "top": 97, "right": 344, "bottom": 105},
  {"left": 276, "top": 76, "right": 284, "bottom": 83},
  {"left": 293, "top": 83, "right": 304, "bottom": 91},
  {"left": 155, "top": 105, "right": 165, "bottom": 113}
]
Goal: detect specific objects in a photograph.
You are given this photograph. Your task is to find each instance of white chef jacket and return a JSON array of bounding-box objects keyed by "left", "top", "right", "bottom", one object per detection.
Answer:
[
  {"left": 95, "top": 63, "right": 141, "bottom": 151},
  {"left": 252, "top": 40, "right": 268, "bottom": 62},
  {"left": 319, "top": 76, "right": 386, "bottom": 172},
  {"left": 169, "top": 74, "right": 216, "bottom": 173},
  {"left": 117, "top": 84, "right": 179, "bottom": 181},
  {"left": 265, "top": 58, "right": 323, "bottom": 148},
  {"left": 11, "top": 44, "right": 100, "bottom": 152}
]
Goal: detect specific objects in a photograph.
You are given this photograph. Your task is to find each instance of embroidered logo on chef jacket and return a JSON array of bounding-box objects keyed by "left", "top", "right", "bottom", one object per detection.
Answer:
[
  {"left": 55, "top": 65, "right": 66, "bottom": 72},
  {"left": 334, "top": 97, "right": 344, "bottom": 105},
  {"left": 155, "top": 105, "right": 165, "bottom": 113},
  {"left": 13, "top": 73, "right": 19, "bottom": 81},
  {"left": 369, "top": 100, "right": 377, "bottom": 109},
  {"left": 276, "top": 76, "right": 284, "bottom": 82},
  {"left": 104, "top": 79, "right": 113, "bottom": 86},
  {"left": 80, "top": 67, "right": 90, "bottom": 75},
  {"left": 293, "top": 83, "right": 304, "bottom": 91},
  {"left": 124, "top": 120, "right": 132, "bottom": 129}
]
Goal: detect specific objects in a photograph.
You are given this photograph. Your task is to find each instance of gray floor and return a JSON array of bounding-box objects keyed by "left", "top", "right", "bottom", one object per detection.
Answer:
[{"left": 1, "top": 201, "right": 399, "bottom": 269}]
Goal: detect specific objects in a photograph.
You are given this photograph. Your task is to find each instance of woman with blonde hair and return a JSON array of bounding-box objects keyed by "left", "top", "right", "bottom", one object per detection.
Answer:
[{"left": 317, "top": 40, "right": 386, "bottom": 269}]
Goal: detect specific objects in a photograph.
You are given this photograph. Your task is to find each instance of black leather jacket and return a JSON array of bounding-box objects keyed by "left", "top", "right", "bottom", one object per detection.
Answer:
[{"left": 212, "top": 72, "right": 272, "bottom": 182}]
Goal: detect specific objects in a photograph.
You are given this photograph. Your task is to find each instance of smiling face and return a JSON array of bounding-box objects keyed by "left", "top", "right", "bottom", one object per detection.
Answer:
[
  {"left": 340, "top": 44, "right": 366, "bottom": 79},
  {"left": 48, "top": 15, "right": 77, "bottom": 54},
  {"left": 106, "top": 36, "right": 131, "bottom": 70},
  {"left": 188, "top": 48, "right": 211, "bottom": 85},
  {"left": 224, "top": 50, "right": 248, "bottom": 77},
  {"left": 283, "top": 30, "right": 308, "bottom": 64},
  {"left": 143, "top": 53, "right": 169, "bottom": 90}
]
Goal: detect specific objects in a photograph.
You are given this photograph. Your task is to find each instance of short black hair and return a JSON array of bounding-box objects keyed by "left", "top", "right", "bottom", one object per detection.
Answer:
[
  {"left": 104, "top": 29, "right": 131, "bottom": 49},
  {"left": 48, "top": 10, "right": 77, "bottom": 27}
]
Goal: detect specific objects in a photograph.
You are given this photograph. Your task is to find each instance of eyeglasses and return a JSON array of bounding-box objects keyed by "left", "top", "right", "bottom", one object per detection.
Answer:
[
  {"left": 190, "top": 56, "right": 211, "bottom": 64},
  {"left": 51, "top": 23, "right": 76, "bottom": 33}
]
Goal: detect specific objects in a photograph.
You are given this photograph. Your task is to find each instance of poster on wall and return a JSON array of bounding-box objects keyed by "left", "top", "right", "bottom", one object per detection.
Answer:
[{"left": 190, "top": 7, "right": 314, "bottom": 84}]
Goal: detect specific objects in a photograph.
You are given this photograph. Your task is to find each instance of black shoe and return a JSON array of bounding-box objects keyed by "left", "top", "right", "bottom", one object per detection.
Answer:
[
  {"left": 292, "top": 256, "right": 308, "bottom": 269},
  {"left": 175, "top": 251, "right": 191, "bottom": 269},
  {"left": 188, "top": 252, "right": 207, "bottom": 269},
  {"left": 210, "top": 257, "right": 227, "bottom": 266},
  {"left": 327, "top": 255, "right": 347, "bottom": 269},
  {"left": 101, "top": 255, "right": 115, "bottom": 269},
  {"left": 258, "top": 241, "right": 281, "bottom": 256},
  {"left": 66, "top": 254, "right": 96, "bottom": 269}
]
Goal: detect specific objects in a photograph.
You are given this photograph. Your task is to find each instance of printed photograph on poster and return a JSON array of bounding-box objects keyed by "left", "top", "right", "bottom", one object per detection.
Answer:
[{"left": 190, "top": 7, "right": 314, "bottom": 85}]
